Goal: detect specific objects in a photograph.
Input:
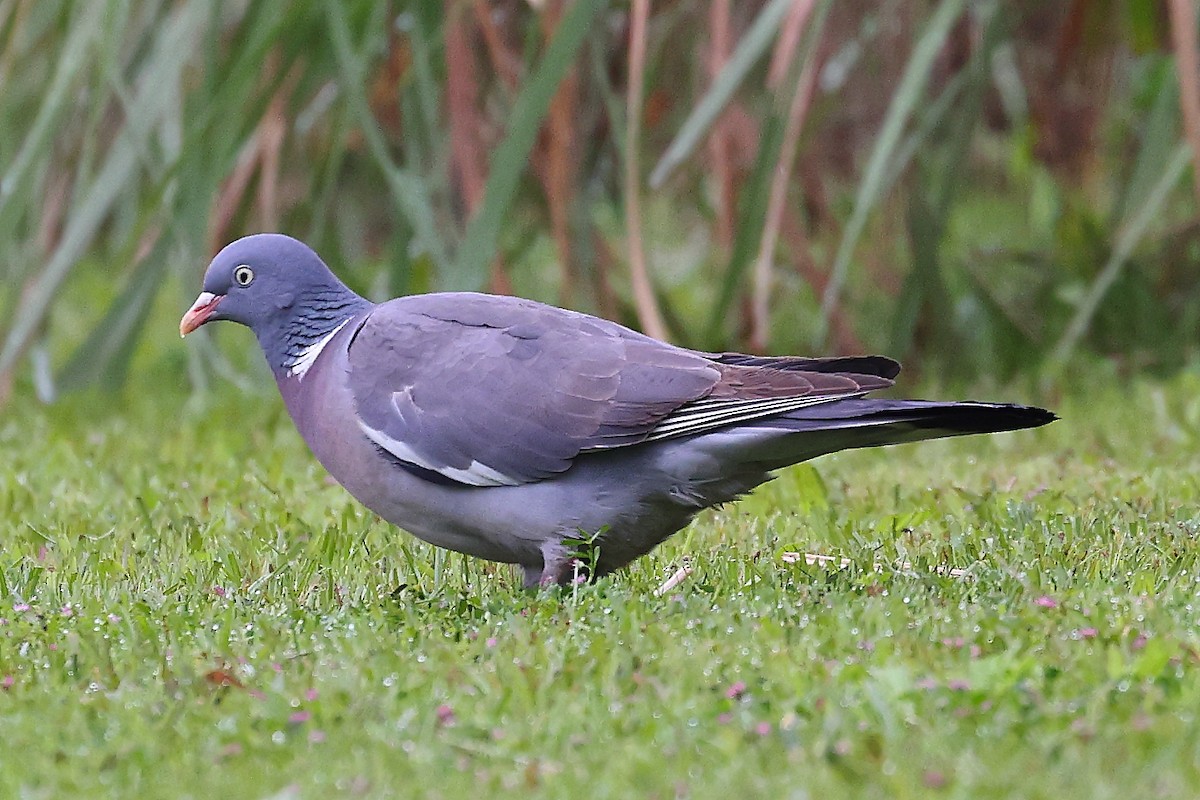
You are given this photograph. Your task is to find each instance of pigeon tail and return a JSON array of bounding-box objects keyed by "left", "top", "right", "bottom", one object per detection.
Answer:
[{"left": 727, "top": 398, "right": 1056, "bottom": 470}]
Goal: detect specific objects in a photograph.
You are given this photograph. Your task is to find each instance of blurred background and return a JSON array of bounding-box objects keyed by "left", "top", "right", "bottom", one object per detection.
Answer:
[{"left": 1, "top": 0, "right": 1198, "bottom": 404}]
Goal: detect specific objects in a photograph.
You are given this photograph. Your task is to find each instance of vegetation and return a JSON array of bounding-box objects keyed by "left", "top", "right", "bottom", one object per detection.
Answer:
[
  {"left": 3, "top": 1, "right": 1200, "bottom": 400},
  {"left": 3, "top": 352, "right": 1199, "bottom": 797},
  {"left": 5, "top": 3, "right": 1200, "bottom": 797}
]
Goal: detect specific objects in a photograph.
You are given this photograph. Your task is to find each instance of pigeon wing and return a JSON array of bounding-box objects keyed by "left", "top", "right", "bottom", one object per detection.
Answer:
[
  {"left": 345, "top": 293, "right": 719, "bottom": 486},
  {"left": 346, "top": 293, "right": 891, "bottom": 487}
]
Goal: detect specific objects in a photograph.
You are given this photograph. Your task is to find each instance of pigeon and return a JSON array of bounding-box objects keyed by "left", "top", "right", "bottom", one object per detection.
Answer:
[{"left": 181, "top": 234, "right": 1055, "bottom": 586}]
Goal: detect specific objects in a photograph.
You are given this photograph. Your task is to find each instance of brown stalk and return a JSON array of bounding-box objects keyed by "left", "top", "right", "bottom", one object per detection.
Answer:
[
  {"left": 445, "top": 1, "right": 488, "bottom": 221},
  {"left": 257, "top": 66, "right": 301, "bottom": 233},
  {"left": 209, "top": 132, "right": 261, "bottom": 253},
  {"left": 1169, "top": 0, "right": 1200, "bottom": 209},
  {"left": 257, "top": 110, "right": 284, "bottom": 232},
  {"left": 766, "top": 0, "right": 810, "bottom": 88},
  {"left": 446, "top": 0, "right": 512, "bottom": 294},
  {"left": 780, "top": 207, "right": 864, "bottom": 353},
  {"left": 0, "top": 165, "right": 71, "bottom": 405},
  {"left": 473, "top": 1, "right": 521, "bottom": 92},
  {"left": 36, "top": 167, "right": 70, "bottom": 255},
  {"left": 209, "top": 57, "right": 298, "bottom": 251},
  {"left": 624, "top": 0, "right": 669, "bottom": 340},
  {"left": 536, "top": 0, "right": 580, "bottom": 306},
  {"left": 590, "top": 229, "right": 620, "bottom": 321},
  {"left": 707, "top": 0, "right": 736, "bottom": 253},
  {"left": 750, "top": 0, "right": 818, "bottom": 352}
]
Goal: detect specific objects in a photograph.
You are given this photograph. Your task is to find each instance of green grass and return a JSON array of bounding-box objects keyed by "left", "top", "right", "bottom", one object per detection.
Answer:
[{"left": 3, "top": 369, "right": 1200, "bottom": 799}]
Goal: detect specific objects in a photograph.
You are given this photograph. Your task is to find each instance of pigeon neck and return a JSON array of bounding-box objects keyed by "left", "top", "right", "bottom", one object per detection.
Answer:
[{"left": 258, "top": 285, "right": 372, "bottom": 378}]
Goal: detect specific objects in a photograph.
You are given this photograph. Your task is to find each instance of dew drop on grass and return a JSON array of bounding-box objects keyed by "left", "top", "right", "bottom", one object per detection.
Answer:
[{"left": 272, "top": 731, "right": 286, "bottom": 745}]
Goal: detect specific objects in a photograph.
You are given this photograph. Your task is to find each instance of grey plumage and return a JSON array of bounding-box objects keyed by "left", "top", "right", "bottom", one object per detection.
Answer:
[{"left": 182, "top": 234, "right": 1055, "bottom": 586}]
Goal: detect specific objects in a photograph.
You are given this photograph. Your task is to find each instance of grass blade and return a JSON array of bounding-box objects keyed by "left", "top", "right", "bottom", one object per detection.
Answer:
[
  {"left": 1047, "top": 142, "right": 1191, "bottom": 374},
  {"left": 648, "top": 0, "right": 795, "bottom": 188},
  {"left": 0, "top": 3, "right": 102, "bottom": 211},
  {"left": 1168, "top": 0, "right": 1200, "bottom": 207},
  {"left": 625, "top": 0, "right": 668, "bottom": 339},
  {"left": 326, "top": 2, "right": 449, "bottom": 270},
  {"left": 450, "top": 0, "right": 608, "bottom": 291},
  {"left": 57, "top": 234, "right": 170, "bottom": 391},
  {"left": 751, "top": 0, "right": 826, "bottom": 350},
  {"left": 0, "top": 1, "right": 206, "bottom": 381},
  {"left": 705, "top": 112, "right": 785, "bottom": 337},
  {"left": 814, "top": 0, "right": 967, "bottom": 348}
]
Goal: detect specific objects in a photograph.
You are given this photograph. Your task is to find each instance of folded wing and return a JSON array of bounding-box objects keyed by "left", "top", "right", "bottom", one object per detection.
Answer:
[{"left": 346, "top": 293, "right": 893, "bottom": 486}]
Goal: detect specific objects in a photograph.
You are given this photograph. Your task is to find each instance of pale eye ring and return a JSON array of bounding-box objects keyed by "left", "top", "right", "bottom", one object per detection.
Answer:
[{"left": 234, "top": 265, "right": 254, "bottom": 287}]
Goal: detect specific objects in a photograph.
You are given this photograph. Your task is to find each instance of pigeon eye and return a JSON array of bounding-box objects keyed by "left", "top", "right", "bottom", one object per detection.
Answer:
[{"left": 234, "top": 265, "right": 254, "bottom": 287}]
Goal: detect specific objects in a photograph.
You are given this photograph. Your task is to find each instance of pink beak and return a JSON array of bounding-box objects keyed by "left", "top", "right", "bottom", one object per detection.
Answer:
[{"left": 179, "top": 291, "right": 223, "bottom": 336}]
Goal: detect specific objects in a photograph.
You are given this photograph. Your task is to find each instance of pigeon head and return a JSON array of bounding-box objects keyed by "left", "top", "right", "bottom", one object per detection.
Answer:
[{"left": 181, "top": 233, "right": 371, "bottom": 375}]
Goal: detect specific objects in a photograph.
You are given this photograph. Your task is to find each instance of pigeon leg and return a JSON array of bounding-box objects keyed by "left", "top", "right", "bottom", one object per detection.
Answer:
[{"left": 532, "top": 540, "right": 593, "bottom": 586}]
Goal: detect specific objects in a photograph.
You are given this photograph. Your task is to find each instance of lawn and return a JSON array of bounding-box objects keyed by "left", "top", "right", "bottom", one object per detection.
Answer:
[{"left": 3, "top": 367, "right": 1200, "bottom": 799}]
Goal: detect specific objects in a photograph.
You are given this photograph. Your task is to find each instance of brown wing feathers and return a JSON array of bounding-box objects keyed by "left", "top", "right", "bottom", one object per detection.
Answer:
[
  {"left": 706, "top": 362, "right": 892, "bottom": 400},
  {"left": 637, "top": 361, "right": 894, "bottom": 444}
]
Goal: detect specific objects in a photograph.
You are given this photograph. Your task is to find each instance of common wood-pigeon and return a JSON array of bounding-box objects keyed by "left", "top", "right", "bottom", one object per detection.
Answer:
[{"left": 181, "top": 234, "right": 1055, "bottom": 586}]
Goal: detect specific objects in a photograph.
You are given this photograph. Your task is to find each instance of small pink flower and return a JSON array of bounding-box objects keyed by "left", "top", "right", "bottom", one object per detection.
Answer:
[
  {"left": 271, "top": 662, "right": 283, "bottom": 674},
  {"left": 941, "top": 637, "right": 965, "bottom": 649},
  {"left": 1132, "top": 633, "right": 1148, "bottom": 651},
  {"left": 717, "top": 712, "right": 733, "bottom": 724},
  {"left": 436, "top": 704, "right": 455, "bottom": 726},
  {"left": 289, "top": 711, "right": 311, "bottom": 724},
  {"left": 755, "top": 722, "right": 771, "bottom": 736},
  {"left": 1076, "top": 627, "right": 1098, "bottom": 639},
  {"left": 107, "top": 614, "right": 121, "bottom": 624},
  {"left": 969, "top": 645, "right": 982, "bottom": 659},
  {"left": 485, "top": 637, "right": 498, "bottom": 648},
  {"left": 947, "top": 679, "right": 970, "bottom": 691},
  {"left": 13, "top": 604, "right": 29, "bottom": 613},
  {"left": 915, "top": 677, "right": 939, "bottom": 690},
  {"left": 923, "top": 771, "right": 947, "bottom": 789},
  {"left": 304, "top": 688, "right": 319, "bottom": 702},
  {"left": 60, "top": 604, "right": 74, "bottom": 617},
  {"left": 212, "top": 586, "right": 227, "bottom": 598},
  {"left": 1034, "top": 596, "right": 1058, "bottom": 609},
  {"left": 308, "top": 729, "right": 326, "bottom": 744},
  {"left": 0, "top": 618, "right": 7, "bottom": 626},
  {"left": 725, "top": 681, "right": 747, "bottom": 700},
  {"left": 1, "top": 675, "right": 14, "bottom": 689}
]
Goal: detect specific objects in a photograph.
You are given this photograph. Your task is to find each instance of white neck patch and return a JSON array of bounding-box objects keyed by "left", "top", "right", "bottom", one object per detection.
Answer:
[{"left": 287, "top": 318, "right": 350, "bottom": 380}]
